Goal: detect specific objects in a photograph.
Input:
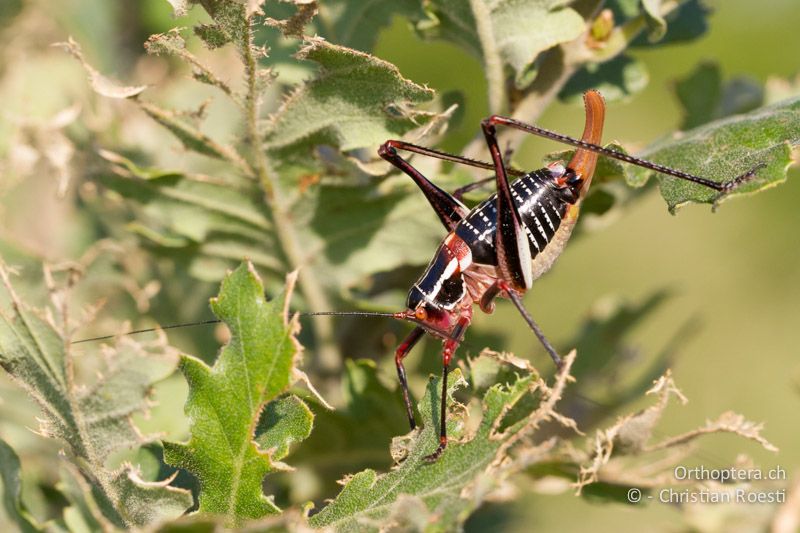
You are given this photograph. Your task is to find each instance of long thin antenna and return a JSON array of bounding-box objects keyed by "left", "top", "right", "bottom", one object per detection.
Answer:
[
  {"left": 72, "top": 319, "right": 222, "bottom": 344},
  {"left": 303, "top": 311, "right": 401, "bottom": 318},
  {"left": 71, "top": 311, "right": 403, "bottom": 345}
]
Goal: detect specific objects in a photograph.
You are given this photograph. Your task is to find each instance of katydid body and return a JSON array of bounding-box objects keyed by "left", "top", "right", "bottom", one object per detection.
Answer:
[{"left": 379, "top": 90, "right": 760, "bottom": 461}]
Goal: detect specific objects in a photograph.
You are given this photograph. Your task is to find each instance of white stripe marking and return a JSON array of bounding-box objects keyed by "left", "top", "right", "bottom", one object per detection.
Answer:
[
  {"left": 425, "top": 258, "right": 459, "bottom": 303},
  {"left": 540, "top": 205, "right": 555, "bottom": 231}
]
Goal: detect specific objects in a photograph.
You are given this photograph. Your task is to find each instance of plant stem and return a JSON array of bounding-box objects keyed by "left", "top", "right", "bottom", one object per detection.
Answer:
[
  {"left": 463, "top": 0, "right": 687, "bottom": 159},
  {"left": 470, "top": 0, "right": 506, "bottom": 115},
  {"left": 240, "top": 15, "right": 340, "bottom": 372}
]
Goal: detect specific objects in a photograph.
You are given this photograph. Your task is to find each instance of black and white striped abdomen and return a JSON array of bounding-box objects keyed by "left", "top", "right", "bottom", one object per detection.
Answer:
[{"left": 454, "top": 169, "right": 568, "bottom": 266}]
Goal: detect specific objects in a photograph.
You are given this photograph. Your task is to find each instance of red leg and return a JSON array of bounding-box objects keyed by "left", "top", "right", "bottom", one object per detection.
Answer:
[
  {"left": 395, "top": 326, "right": 425, "bottom": 430},
  {"left": 423, "top": 314, "right": 470, "bottom": 462}
]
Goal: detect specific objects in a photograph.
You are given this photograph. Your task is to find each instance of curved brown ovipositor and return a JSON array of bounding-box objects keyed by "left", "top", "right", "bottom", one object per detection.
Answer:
[{"left": 568, "top": 90, "right": 606, "bottom": 192}]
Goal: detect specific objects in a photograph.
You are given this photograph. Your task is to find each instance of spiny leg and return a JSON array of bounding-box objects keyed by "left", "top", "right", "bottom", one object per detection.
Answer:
[
  {"left": 379, "top": 139, "right": 526, "bottom": 207},
  {"left": 480, "top": 280, "right": 563, "bottom": 368},
  {"left": 481, "top": 117, "right": 534, "bottom": 292},
  {"left": 484, "top": 112, "right": 762, "bottom": 193},
  {"left": 379, "top": 142, "right": 468, "bottom": 231},
  {"left": 380, "top": 139, "right": 526, "bottom": 177},
  {"left": 424, "top": 317, "right": 468, "bottom": 462},
  {"left": 395, "top": 326, "right": 425, "bottom": 430},
  {"left": 474, "top": 93, "right": 609, "bottom": 367},
  {"left": 498, "top": 281, "right": 562, "bottom": 368}
]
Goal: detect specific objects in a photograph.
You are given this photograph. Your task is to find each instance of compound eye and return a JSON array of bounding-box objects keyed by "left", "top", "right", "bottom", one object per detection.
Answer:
[
  {"left": 566, "top": 172, "right": 583, "bottom": 186},
  {"left": 415, "top": 307, "right": 428, "bottom": 321}
]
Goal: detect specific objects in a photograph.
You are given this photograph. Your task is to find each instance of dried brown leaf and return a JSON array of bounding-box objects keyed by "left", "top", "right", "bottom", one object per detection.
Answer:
[{"left": 56, "top": 38, "right": 147, "bottom": 99}]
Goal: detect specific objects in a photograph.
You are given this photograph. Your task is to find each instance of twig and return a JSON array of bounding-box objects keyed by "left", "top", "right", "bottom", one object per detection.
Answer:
[
  {"left": 239, "top": 14, "right": 340, "bottom": 372},
  {"left": 470, "top": 0, "right": 506, "bottom": 115}
]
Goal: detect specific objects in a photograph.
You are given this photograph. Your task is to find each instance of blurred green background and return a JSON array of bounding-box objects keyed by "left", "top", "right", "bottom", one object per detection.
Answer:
[{"left": 1, "top": 0, "right": 798, "bottom": 531}]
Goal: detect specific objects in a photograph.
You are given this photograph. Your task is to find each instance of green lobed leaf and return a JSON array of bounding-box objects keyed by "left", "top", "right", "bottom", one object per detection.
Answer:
[
  {"left": 254, "top": 395, "right": 314, "bottom": 462},
  {"left": 163, "top": 262, "right": 310, "bottom": 526},
  {"left": 418, "top": 0, "right": 586, "bottom": 87},
  {"left": 0, "top": 267, "right": 191, "bottom": 528},
  {"left": 308, "top": 352, "right": 573, "bottom": 532},
  {"left": 0, "top": 439, "right": 40, "bottom": 533},
  {"left": 626, "top": 96, "right": 800, "bottom": 211},
  {"left": 265, "top": 37, "right": 436, "bottom": 155}
]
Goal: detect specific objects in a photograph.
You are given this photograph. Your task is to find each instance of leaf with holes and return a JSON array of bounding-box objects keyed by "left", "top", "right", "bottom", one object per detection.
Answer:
[
  {"left": 308, "top": 353, "right": 577, "bottom": 532},
  {"left": 0, "top": 266, "right": 190, "bottom": 529}
]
